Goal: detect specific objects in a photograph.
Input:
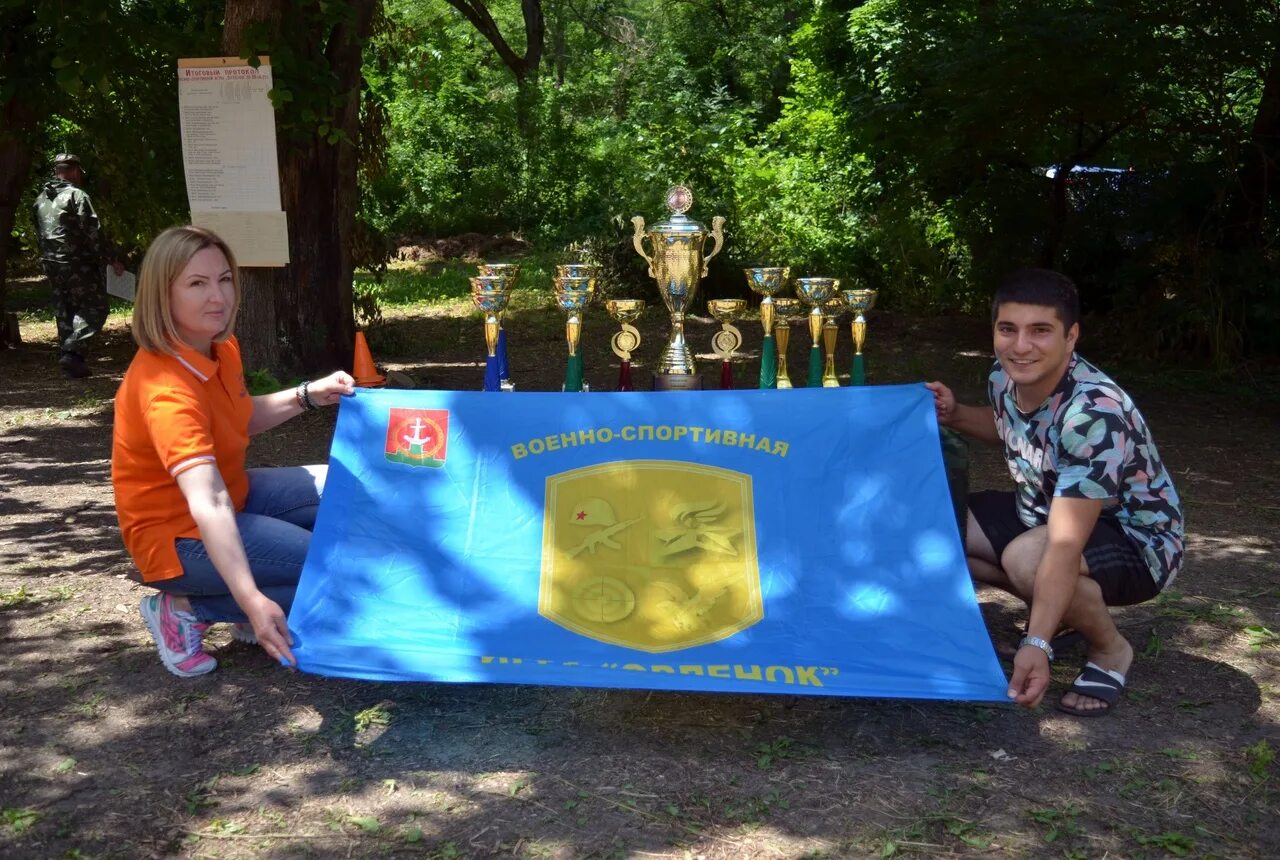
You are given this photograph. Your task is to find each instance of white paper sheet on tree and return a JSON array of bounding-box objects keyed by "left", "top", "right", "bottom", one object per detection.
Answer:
[{"left": 178, "top": 58, "right": 288, "bottom": 266}]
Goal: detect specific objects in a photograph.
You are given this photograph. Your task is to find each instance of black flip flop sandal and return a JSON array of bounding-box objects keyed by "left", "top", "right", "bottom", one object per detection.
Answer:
[{"left": 1056, "top": 661, "right": 1126, "bottom": 717}]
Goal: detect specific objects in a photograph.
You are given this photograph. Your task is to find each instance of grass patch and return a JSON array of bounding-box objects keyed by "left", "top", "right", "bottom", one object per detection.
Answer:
[{"left": 1, "top": 807, "right": 39, "bottom": 834}]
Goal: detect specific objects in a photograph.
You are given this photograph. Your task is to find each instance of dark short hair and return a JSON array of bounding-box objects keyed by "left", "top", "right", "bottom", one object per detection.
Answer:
[{"left": 990, "top": 269, "right": 1079, "bottom": 329}]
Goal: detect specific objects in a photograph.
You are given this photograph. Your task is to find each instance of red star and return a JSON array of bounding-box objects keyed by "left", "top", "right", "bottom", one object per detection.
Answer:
[{"left": 576, "top": 510, "right": 587, "bottom": 520}]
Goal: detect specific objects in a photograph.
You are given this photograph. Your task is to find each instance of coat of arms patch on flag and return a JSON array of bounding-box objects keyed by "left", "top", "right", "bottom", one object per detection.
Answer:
[
  {"left": 539, "top": 460, "right": 762, "bottom": 652},
  {"left": 385, "top": 408, "right": 449, "bottom": 467}
]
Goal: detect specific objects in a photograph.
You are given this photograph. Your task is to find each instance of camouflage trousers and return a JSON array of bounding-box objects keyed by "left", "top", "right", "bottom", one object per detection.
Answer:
[{"left": 41, "top": 259, "right": 108, "bottom": 358}]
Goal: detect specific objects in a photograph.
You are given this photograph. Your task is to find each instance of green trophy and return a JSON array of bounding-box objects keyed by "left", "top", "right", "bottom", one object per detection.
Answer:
[
  {"left": 744, "top": 266, "right": 790, "bottom": 389},
  {"left": 842, "top": 288, "right": 878, "bottom": 386},
  {"left": 794, "top": 277, "right": 839, "bottom": 388},
  {"left": 553, "top": 273, "right": 596, "bottom": 392},
  {"left": 772, "top": 297, "right": 801, "bottom": 389}
]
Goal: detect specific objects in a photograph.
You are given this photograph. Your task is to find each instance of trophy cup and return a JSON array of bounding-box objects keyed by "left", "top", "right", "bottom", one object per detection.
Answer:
[
  {"left": 556, "top": 263, "right": 597, "bottom": 280},
  {"left": 771, "top": 297, "right": 801, "bottom": 389},
  {"left": 632, "top": 186, "right": 725, "bottom": 391},
  {"left": 842, "top": 288, "right": 878, "bottom": 386},
  {"left": 470, "top": 275, "right": 512, "bottom": 392},
  {"left": 794, "top": 277, "right": 839, "bottom": 388},
  {"left": 553, "top": 274, "right": 596, "bottom": 392},
  {"left": 606, "top": 299, "right": 645, "bottom": 391},
  {"left": 477, "top": 263, "right": 520, "bottom": 391},
  {"left": 744, "top": 266, "right": 790, "bottom": 389},
  {"left": 820, "top": 292, "right": 846, "bottom": 387},
  {"left": 707, "top": 298, "right": 746, "bottom": 389}
]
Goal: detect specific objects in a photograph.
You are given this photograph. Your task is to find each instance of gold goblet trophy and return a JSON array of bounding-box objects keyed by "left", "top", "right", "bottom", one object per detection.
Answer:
[
  {"left": 470, "top": 275, "right": 512, "bottom": 392},
  {"left": 793, "top": 277, "right": 839, "bottom": 388},
  {"left": 820, "top": 292, "right": 846, "bottom": 387},
  {"left": 477, "top": 263, "right": 520, "bottom": 390},
  {"left": 553, "top": 273, "right": 596, "bottom": 392},
  {"left": 707, "top": 298, "right": 746, "bottom": 389},
  {"left": 632, "top": 185, "right": 725, "bottom": 391},
  {"left": 605, "top": 299, "right": 645, "bottom": 391},
  {"left": 744, "top": 266, "right": 790, "bottom": 388},
  {"left": 771, "top": 297, "right": 802, "bottom": 389},
  {"left": 841, "top": 288, "right": 878, "bottom": 386}
]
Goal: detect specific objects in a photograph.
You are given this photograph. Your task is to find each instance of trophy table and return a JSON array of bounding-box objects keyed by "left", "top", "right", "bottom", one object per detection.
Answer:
[{"left": 632, "top": 185, "right": 725, "bottom": 391}]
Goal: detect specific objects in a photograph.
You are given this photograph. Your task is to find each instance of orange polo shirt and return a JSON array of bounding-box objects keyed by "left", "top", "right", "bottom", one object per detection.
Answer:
[{"left": 112, "top": 337, "right": 253, "bottom": 582}]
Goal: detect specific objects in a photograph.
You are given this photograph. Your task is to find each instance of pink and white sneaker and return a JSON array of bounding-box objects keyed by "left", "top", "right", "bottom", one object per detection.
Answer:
[{"left": 139, "top": 594, "right": 217, "bottom": 677}]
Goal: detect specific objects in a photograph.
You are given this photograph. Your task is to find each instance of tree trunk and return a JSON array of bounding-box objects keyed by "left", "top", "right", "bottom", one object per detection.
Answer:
[
  {"left": 0, "top": 95, "right": 36, "bottom": 348},
  {"left": 1223, "top": 45, "right": 1280, "bottom": 251},
  {"left": 222, "top": 0, "right": 373, "bottom": 376}
]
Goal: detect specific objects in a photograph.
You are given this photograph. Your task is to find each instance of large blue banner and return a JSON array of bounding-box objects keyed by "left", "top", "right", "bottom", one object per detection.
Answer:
[{"left": 289, "top": 386, "right": 1008, "bottom": 701}]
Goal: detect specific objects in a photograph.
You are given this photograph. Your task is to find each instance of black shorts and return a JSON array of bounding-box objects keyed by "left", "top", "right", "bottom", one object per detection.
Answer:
[{"left": 967, "top": 490, "right": 1160, "bottom": 607}]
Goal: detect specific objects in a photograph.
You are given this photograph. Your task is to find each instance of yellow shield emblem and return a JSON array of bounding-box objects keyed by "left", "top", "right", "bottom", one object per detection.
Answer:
[{"left": 539, "top": 459, "right": 762, "bottom": 652}]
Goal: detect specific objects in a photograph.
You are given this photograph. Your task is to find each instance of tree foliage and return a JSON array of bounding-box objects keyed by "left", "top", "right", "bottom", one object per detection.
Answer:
[{"left": 4, "top": 0, "right": 1279, "bottom": 363}]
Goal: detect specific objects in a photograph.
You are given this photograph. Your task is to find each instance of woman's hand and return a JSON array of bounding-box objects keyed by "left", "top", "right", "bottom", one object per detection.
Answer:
[
  {"left": 306, "top": 370, "right": 355, "bottom": 406},
  {"left": 241, "top": 591, "right": 297, "bottom": 667}
]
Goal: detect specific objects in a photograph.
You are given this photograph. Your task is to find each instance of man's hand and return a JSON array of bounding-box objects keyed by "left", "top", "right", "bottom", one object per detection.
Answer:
[
  {"left": 924, "top": 381, "right": 957, "bottom": 427},
  {"left": 1007, "top": 645, "right": 1051, "bottom": 708},
  {"left": 241, "top": 592, "right": 297, "bottom": 667},
  {"left": 307, "top": 370, "right": 355, "bottom": 406}
]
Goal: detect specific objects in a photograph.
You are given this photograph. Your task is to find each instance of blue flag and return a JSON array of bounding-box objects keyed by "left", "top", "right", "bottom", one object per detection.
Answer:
[{"left": 289, "top": 386, "right": 1008, "bottom": 701}]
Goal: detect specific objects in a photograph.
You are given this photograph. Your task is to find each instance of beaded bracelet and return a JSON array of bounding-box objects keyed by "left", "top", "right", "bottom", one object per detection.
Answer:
[{"left": 296, "top": 381, "right": 318, "bottom": 411}]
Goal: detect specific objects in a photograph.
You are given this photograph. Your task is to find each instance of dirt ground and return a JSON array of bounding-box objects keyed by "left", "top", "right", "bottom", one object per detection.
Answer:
[{"left": 1, "top": 285, "right": 1278, "bottom": 860}]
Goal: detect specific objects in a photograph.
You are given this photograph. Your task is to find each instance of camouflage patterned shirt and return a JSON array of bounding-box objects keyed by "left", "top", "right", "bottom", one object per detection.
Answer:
[
  {"left": 988, "top": 353, "right": 1185, "bottom": 589},
  {"left": 32, "top": 179, "right": 107, "bottom": 264}
]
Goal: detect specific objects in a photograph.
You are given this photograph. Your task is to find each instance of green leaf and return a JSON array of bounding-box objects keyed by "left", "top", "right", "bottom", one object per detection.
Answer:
[{"left": 347, "top": 815, "right": 380, "bottom": 833}]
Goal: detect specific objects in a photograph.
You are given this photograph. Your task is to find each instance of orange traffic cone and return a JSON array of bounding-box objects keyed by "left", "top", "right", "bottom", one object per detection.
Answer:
[{"left": 352, "top": 331, "right": 386, "bottom": 388}]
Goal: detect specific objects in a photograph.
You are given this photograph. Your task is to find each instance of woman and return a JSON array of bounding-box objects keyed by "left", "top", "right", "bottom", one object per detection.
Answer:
[{"left": 112, "top": 226, "right": 354, "bottom": 677}]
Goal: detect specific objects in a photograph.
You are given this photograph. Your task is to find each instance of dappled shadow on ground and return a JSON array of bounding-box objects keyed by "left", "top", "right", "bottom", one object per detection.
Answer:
[{"left": 2, "top": 308, "right": 1278, "bottom": 858}]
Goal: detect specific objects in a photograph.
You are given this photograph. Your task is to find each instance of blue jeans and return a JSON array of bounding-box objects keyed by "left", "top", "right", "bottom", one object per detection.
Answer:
[{"left": 151, "top": 466, "right": 325, "bottom": 623}]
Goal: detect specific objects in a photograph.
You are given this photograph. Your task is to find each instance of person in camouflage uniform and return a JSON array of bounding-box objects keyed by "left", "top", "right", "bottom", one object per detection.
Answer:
[{"left": 32, "top": 153, "right": 122, "bottom": 379}]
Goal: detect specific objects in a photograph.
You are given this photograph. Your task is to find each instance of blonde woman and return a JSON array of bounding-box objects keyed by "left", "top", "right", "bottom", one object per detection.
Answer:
[{"left": 112, "top": 226, "right": 353, "bottom": 677}]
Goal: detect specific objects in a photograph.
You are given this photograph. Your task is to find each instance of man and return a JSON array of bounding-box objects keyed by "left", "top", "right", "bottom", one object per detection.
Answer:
[
  {"left": 926, "top": 269, "right": 1183, "bottom": 716},
  {"left": 31, "top": 153, "right": 123, "bottom": 379}
]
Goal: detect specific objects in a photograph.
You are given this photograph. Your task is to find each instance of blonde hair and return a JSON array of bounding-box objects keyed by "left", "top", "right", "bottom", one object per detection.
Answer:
[{"left": 132, "top": 226, "right": 241, "bottom": 354}]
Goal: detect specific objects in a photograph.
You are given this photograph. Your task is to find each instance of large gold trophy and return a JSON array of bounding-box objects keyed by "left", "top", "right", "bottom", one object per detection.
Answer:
[{"left": 632, "top": 186, "right": 725, "bottom": 391}]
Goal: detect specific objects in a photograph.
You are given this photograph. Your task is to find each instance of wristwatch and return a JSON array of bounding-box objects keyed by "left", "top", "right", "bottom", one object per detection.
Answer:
[{"left": 1017, "top": 635, "right": 1055, "bottom": 662}]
